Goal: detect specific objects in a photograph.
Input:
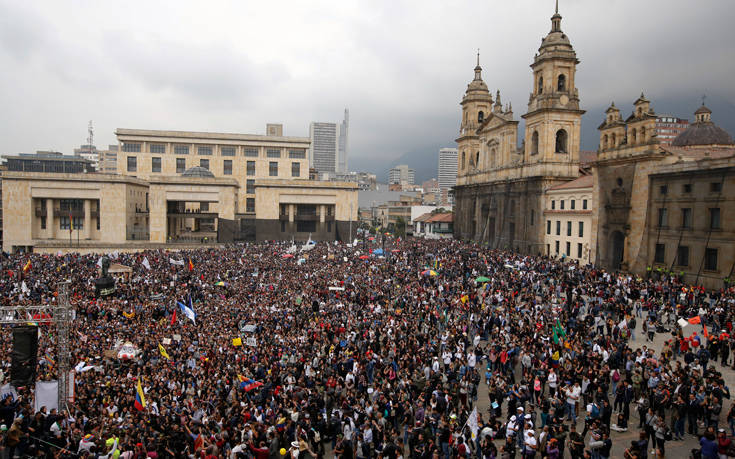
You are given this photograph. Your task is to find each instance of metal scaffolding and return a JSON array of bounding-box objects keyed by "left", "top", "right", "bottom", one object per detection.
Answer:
[{"left": 0, "top": 281, "right": 72, "bottom": 410}]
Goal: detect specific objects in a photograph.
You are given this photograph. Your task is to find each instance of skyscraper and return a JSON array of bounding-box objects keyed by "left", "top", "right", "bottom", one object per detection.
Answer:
[
  {"left": 309, "top": 109, "right": 349, "bottom": 174},
  {"left": 388, "top": 165, "right": 415, "bottom": 186},
  {"left": 309, "top": 122, "right": 337, "bottom": 173},
  {"left": 338, "top": 109, "right": 349, "bottom": 173},
  {"left": 438, "top": 148, "right": 458, "bottom": 205}
]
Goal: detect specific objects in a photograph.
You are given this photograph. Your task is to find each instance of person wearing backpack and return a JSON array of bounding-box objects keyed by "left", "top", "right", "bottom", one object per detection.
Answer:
[{"left": 611, "top": 368, "right": 621, "bottom": 398}]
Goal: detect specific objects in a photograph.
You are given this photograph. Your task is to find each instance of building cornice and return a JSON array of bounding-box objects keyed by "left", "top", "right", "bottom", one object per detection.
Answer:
[{"left": 115, "top": 128, "right": 310, "bottom": 145}]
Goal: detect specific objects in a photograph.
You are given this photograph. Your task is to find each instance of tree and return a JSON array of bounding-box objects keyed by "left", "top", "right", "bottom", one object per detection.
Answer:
[{"left": 395, "top": 216, "right": 407, "bottom": 238}]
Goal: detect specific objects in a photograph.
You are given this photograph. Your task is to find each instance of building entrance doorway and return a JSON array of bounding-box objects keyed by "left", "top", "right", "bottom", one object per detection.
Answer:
[{"left": 610, "top": 230, "right": 625, "bottom": 270}]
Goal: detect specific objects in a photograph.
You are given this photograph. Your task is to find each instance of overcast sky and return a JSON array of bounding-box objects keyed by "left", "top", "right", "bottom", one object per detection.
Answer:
[{"left": 1, "top": 0, "right": 734, "bottom": 167}]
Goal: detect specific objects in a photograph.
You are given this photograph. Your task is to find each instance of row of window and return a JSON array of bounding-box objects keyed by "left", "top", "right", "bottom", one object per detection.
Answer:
[
  {"left": 126, "top": 157, "right": 301, "bottom": 178},
  {"left": 546, "top": 220, "right": 585, "bottom": 237},
  {"left": 550, "top": 198, "right": 588, "bottom": 210},
  {"left": 659, "top": 182, "right": 723, "bottom": 195},
  {"left": 549, "top": 241, "right": 586, "bottom": 259},
  {"left": 654, "top": 244, "right": 718, "bottom": 271},
  {"left": 657, "top": 207, "right": 720, "bottom": 230},
  {"left": 461, "top": 130, "right": 569, "bottom": 169},
  {"left": 529, "top": 129, "right": 569, "bottom": 155},
  {"left": 121, "top": 143, "right": 306, "bottom": 159},
  {"left": 536, "top": 74, "right": 567, "bottom": 94}
]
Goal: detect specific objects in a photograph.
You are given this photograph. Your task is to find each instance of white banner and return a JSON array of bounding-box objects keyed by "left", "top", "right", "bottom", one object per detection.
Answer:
[
  {"left": 466, "top": 407, "right": 478, "bottom": 439},
  {"left": 0, "top": 384, "right": 18, "bottom": 402},
  {"left": 169, "top": 258, "right": 185, "bottom": 266},
  {"left": 34, "top": 380, "right": 58, "bottom": 412},
  {"left": 246, "top": 337, "right": 257, "bottom": 347}
]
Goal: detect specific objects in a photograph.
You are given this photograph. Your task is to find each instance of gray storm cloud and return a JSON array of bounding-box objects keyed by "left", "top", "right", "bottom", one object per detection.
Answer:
[{"left": 0, "top": 0, "right": 733, "bottom": 179}]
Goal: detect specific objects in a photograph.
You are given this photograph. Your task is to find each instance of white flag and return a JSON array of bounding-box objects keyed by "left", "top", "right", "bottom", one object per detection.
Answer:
[
  {"left": 178, "top": 300, "right": 196, "bottom": 324},
  {"left": 466, "top": 407, "right": 478, "bottom": 440},
  {"left": 97, "top": 257, "right": 103, "bottom": 268},
  {"left": 110, "top": 251, "right": 119, "bottom": 259},
  {"left": 142, "top": 257, "right": 151, "bottom": 270}
]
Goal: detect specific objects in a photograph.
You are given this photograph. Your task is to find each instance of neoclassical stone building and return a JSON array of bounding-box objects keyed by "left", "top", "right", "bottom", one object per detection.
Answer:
[
  {"left": 592, "top": 101, "right": 735, "bottom": 288},
  {"left": 454, "top": 5, "right": 583, "bottom": 253}
]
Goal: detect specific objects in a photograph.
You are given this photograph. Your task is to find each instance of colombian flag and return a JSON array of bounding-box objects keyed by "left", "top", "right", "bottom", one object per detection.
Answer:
[
  {"left": 134, "top": 378, "right": 146, "bottom": 411},
  {"left": 238, "top": 375, "right": 263, "bottom": 392},
  {"left": 187, "top": 257, "right": 194, "bottom": 272},
  {"left": 22, "top": 260, "right": 31, "bottom": 273},
  {"left": 551, "top": 350, "right": 560, "bottom": 368}
]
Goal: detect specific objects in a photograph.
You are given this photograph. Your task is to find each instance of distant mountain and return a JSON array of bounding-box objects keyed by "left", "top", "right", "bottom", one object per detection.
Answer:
[{"left": 351, "top": 144, "right": 445, "bottom": 184}]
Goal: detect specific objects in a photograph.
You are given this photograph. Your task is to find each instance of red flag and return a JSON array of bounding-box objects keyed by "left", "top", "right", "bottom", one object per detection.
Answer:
[
  {"left": 688, "top": 316, "right": 701, "bottom": 325},
  {"left": 702, "top": 323, "right": 709, "bottom": 339},
  {"left": 170, "top": 308, "right": 177, "bottom": 326},
  {"left": 187, "top": 257, "right": 194, "bottom": 272}
]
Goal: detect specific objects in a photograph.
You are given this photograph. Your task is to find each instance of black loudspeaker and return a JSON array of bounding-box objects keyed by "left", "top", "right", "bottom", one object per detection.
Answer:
[{"left": 11, "top": 326, "right": 38, "bottom": 386}]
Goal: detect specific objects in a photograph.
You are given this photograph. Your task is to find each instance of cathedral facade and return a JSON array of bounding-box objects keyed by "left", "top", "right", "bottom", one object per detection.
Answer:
[{"left": 453, "top": 6, "right": 583, "bottom": 253}]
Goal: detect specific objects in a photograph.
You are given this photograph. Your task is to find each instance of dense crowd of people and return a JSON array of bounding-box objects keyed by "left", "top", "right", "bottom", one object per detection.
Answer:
[{"left": 0, "top": 238, "right": 735, "bottom": 459}]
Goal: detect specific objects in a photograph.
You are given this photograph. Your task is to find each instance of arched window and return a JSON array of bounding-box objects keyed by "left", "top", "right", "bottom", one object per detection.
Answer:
[
  {"left": 603, "top": 134, "right": 608, "bottom": 150},
  {"left": 631, "top": 128, "right": 637, "bottom": 144},
  {"left": 478, "top": 111, "right": 484, "bottom": 123},
  {"left": 557, "top": 74, "right": 566, "bottom": 92},
  {"left": 531, "top": 131, "right": 539, "bottom": 155},
  {"left": 461, "top": 152, "right": 466, "bottom": 169},
  {"left": 475, "top": 152, "right": 480, "bottom": 168},
  {"left": 538, "top": 76, "right": 543, "bottom": 94},
  {"left": 611, "top": 133, "right": 617, "bottom": 147},
  {"left": 640, "top": 127, "right": 646, "bottom": 142},
  {"left": 555, "top": 129, "right": 568, "bottom": 153}
]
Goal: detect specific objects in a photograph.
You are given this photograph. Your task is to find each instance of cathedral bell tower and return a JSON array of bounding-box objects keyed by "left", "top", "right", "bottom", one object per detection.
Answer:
[
  {"left": 522, "top": 1, "right": 584, "bottom": 164},
  {"left": 457, "top": 52, "right": 493, "bottom": 176}
]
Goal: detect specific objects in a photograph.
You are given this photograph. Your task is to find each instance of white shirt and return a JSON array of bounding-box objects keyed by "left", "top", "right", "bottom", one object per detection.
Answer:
[
  {"left": 548, "top": 372, "right": 558, "bottom": 388},
  {"left": 566, "top": 385, "right": 581, "bottom": 406}
]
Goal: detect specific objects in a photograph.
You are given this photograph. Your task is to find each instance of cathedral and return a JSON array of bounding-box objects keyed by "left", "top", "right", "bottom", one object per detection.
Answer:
[
  {"left": 454, "top": 3, "right": 735, "bottom": 288},
  {"left": 453, "top": 4, "right": 583, "bottom": 253}
]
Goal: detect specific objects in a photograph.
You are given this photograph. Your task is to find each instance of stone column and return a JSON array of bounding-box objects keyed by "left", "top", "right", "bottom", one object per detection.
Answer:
[
  {"left": 83, "top": 199, "right": 91, "bottom": 240},
  {"left": 319, "top": 204, "right": 325, "bottom": 223},
  {"left": 46, "top": 198, "right": 54, "bottom": 239},
  {"left": 289, "top": 204, "right": 294, "bottom": 223}
]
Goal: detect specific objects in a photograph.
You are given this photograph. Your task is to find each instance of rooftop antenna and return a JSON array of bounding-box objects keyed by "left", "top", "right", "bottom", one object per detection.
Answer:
[
  {"left": 702, "top": 94, "right": 707, "bottom": 106},
  {"left": 556, "top": 0, "right": 559, "bottom": 14},
  {"left": 476, "top": 48, "right": 480, "bottom": 66}
]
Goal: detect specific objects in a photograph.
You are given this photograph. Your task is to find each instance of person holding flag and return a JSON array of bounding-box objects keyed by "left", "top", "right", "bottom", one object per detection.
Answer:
[
  {"left": 177, "top": 295, "right": 196, "bottom": 324},
  {"left": 134, "top": 377, "right": 146, "bottom": 411},
  {"left": 552, "top": 319, "right": 566, "bottom": 344},
  {"left": 158, "top": 343, "right": 170, "bottom": 360}
]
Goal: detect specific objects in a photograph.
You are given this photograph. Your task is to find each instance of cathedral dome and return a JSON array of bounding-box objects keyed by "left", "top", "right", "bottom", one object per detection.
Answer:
[
  {"left": 181, "top": 166, "right": 215, "bottom": 178},
  {"left": 672, "top": 105, "right": 734, "bottom": 147}
]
